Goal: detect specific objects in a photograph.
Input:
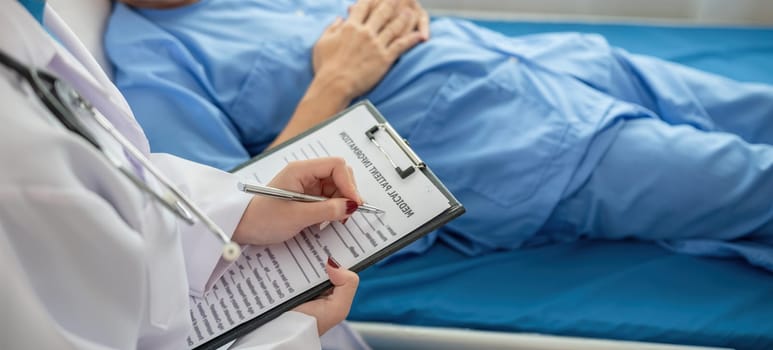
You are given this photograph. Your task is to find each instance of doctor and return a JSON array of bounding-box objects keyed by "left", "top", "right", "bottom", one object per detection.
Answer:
[{"left": 0, "top": 1, "right": 364, "bottom": 349}]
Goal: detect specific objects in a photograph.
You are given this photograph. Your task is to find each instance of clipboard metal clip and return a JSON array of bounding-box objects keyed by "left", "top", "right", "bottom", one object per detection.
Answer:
[{"left": 366, "top": 124, "right": 425, "bottom": 179}]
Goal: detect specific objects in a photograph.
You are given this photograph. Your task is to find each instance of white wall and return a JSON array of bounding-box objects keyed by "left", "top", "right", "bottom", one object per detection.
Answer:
[{"left": 421, "top": 0, "right": 773, "bottom": 25}]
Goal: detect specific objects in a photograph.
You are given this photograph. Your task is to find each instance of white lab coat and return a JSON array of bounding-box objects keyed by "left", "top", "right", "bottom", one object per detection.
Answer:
[{"left": 0, "top": 1, "right": 321, "bottom": 349}]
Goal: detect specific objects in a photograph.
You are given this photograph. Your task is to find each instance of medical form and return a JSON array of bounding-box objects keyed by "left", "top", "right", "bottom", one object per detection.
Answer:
[{"left": 186, "top": 102, "right": 464, "bottom": 349}]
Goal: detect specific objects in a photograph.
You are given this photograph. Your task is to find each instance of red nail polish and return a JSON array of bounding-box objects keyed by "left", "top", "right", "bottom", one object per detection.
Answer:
[
  {"left": 327, "top": 256, "right": 340, "bottom": 269},
  {"left": 341, "top": 217, "right": 349, "bottom": 225},
  {"left": 346, "top": 200, "right": 358, "bottom": 215}
]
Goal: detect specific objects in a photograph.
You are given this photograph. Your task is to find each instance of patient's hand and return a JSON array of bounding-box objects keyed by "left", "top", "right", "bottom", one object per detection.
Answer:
[
  {"left": 270, "top": 0, "right": 428, "bottom": 148},
  {"left": 312, "top": 0, "right": 426, "bottom": 101}
]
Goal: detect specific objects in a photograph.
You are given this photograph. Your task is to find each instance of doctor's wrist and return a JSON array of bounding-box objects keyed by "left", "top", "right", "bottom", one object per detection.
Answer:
[{"left": 231, "top": 196, "right": 266, "bottom": 246}]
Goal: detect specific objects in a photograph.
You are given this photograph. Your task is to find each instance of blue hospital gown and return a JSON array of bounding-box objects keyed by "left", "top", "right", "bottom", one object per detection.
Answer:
[{"left": 106, "top": 1, "right": 773, "bottom": 270}]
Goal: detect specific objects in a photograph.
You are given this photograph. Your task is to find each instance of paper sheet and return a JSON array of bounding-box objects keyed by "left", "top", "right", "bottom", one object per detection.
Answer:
[{"left": 187, "top": 104, "right": 452, "bottom": 348}]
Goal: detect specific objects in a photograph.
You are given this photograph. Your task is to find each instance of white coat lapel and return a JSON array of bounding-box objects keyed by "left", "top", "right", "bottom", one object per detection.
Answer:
[{"left": 43, "top": 4, "right": 152, "bottom": 155}]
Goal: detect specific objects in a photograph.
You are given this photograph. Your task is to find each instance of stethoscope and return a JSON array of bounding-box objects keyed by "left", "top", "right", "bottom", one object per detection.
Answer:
[{"left": 0, "top": 49, "right": 240, "bottom": 261}]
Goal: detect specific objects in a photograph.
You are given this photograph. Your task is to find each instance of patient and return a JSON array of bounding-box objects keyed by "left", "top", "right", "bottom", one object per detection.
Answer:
[{"left": 107, "top": 0, "right": 773, "bottom": 271}]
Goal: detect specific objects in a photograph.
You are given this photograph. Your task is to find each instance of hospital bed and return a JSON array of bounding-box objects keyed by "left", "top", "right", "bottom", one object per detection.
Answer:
[
  {"left": 53, "top": 1, "right": 773, "bottom": 349},
  {"left": 347, "top": 18, "right": 773, "bottom": 350}
]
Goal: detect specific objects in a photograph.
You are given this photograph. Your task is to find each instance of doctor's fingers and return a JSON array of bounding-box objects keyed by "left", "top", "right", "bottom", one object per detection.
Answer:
[
  {"left": 318, "top": 168, "right": 357, "bottom": 199},
  {"left": 307, "top": 161, "right": 361, "bottom": 204},
  {"left": 277, "top": 158, "right": 362, "bottom": 204},
  {"left": 318, "top": 168, "right": 358, "bottom": 219},
  {"left": 325, "top": 262, "right": 359, "bottom": 315},
  {"left": 302, "top": 198, "right": 360, "bottom": 226},
  {"left": 293, "top": 263, "right": 359, "bottom": 335}
]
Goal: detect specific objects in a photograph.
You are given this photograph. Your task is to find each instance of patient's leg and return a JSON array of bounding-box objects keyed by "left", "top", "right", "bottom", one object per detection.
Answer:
[
  {"left": 597, "top": 50, "right": 773, "bottom": 145},
  {"left": 543, "top": 117, "right": 773, "bottom": 269}
]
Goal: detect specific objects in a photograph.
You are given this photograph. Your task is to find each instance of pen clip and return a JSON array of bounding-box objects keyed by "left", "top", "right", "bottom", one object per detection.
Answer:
[{"left": 365, "top": 124, "right": 425, "bottom": 179}]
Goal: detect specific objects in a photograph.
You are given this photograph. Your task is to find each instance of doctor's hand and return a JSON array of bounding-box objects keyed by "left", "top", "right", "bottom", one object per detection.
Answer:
[
  {"left": 312, "top": 0, "right": 426, "bottom": 101},
  {"left": 232, "top": 157, "right": 362, "bottom": 246},
  {"left": 294, "top": 257, "right": 360, "bottom": 335}
]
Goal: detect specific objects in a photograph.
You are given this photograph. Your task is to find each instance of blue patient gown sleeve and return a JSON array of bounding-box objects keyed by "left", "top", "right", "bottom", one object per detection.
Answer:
[{"left": 107, "top": 8, "right": 249, "bottom": 170}]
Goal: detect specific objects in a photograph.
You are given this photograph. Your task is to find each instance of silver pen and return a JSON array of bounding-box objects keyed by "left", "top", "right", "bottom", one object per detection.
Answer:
[{"left": 237, "top": 182, "right": 385, "bottom": 215}]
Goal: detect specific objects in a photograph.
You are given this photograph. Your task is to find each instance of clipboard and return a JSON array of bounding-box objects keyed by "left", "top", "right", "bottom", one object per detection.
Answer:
[{"left": 191, "top": 100, "right": 465, "bottom": 349}]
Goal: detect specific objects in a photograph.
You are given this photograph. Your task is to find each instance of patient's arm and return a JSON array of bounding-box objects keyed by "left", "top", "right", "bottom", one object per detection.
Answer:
[{"left": 268, "top": 0, "right": 427, "bottom": 148}]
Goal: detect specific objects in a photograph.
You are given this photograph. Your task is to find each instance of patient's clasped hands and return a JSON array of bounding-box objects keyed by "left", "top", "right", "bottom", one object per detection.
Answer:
[{"left": 312, "top": 0, "right": 429, "bottom": 101}]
